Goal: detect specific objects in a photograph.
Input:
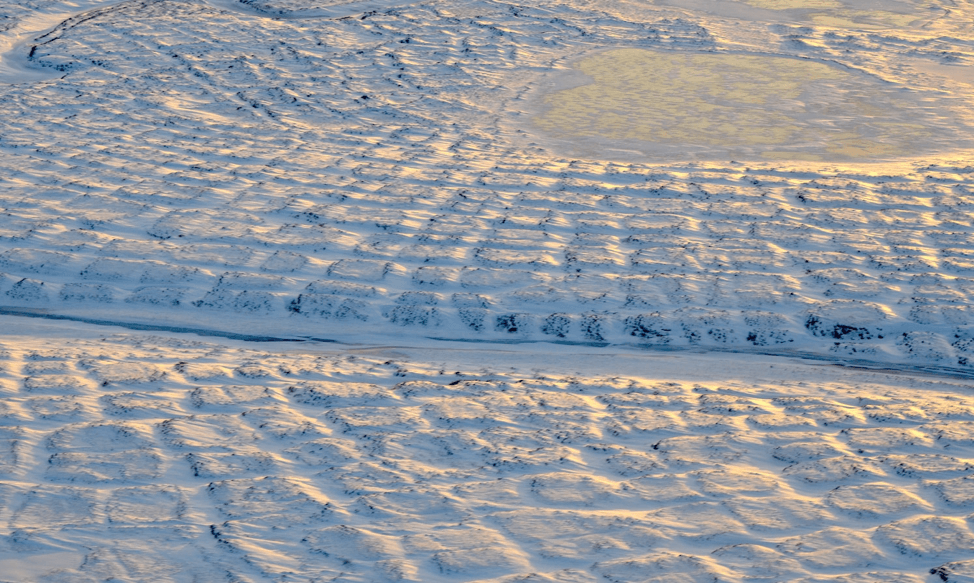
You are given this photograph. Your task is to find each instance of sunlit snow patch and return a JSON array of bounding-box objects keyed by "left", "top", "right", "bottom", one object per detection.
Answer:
[
  {"left": 744, "top": 0, "right": 925, "bottom": 28},
  {"left": 0, "top": 0, "right": 125, "bottom": 84},
  {"left": 659, "top": 0, "right": 930, "bottom": 29},
  {"left": 533, "top": 48, "right": 973, "bottom": 162},
  {"left": 205, "top": 0, "right": 419, "bottom": 18}
]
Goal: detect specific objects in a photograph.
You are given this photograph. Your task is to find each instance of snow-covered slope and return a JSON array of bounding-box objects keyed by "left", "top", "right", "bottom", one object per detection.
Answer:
[
  {"left": 0, "top": 318, "right": 973, "bottom": 582},
  {"left": 0, "top": 0, "right": 973, "bottom": 368}
]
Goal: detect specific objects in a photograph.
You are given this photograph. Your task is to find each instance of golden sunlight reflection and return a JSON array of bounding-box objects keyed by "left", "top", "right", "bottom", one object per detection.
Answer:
[
  {"left": 656, "top": 0, "right": 935, "bottom": 30},
  {"left": 532, "top": 49, "right": 972, "bottom": 162}
]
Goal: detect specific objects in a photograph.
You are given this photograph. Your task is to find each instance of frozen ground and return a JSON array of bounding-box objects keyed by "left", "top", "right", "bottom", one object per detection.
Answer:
[
  {"left": 0, "top": 0, "right": 972, "bottom": 367},
  {"left": 0, "top": 318, "right": 973, "bottom": 582},
  {"left": 2, "top": 0, "right": 974, "bottom": 579}
]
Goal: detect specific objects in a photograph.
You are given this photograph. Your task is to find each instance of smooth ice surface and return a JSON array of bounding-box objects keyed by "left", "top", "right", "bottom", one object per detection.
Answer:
[{"left": 533, "top": 48, "right": 974, "bottom": 161}]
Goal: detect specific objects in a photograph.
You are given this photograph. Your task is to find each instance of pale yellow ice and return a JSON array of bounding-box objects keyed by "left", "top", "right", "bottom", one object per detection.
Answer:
[
  {"left": 810, "top": 11, "right": 920, "bottom": 28},
  {"left": 535, "top": 49, "right": 938, "bottom": 161},
  {"left": 744, "top": 0, "right": 840, "bottom": 9},
  {"left": 738, "top": 0, "right": 922, "bottom": 28}
]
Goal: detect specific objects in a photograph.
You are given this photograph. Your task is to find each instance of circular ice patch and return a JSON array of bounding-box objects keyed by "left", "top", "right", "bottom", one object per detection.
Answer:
[{"left": 532, "top": 49, "right": 973, "bottom": 162}]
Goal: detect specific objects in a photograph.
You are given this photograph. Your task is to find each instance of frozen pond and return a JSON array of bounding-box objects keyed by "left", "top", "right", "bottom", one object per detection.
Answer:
[{"left": 533, "top": 48, "right": 973, "bottom": 162}]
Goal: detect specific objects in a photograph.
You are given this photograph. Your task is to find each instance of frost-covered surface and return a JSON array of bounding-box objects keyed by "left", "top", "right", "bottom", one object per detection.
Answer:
[
  {"left": 2, "top": 0, "right": 974, "bottom": 578},
  {"left": 0, "top": 0, "right": 973, "bottom": 367},
  {"left": 0, "top": 319, "right": 972, "bottom": 582}
]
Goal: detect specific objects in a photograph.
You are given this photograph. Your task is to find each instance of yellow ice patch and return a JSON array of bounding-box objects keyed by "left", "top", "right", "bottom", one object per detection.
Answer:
[
  {"left": 534, "top": 49, "right": 941, "bottom": 161},
  {"left": 743, "top": 0, "right": 841, "bottom": 9}
]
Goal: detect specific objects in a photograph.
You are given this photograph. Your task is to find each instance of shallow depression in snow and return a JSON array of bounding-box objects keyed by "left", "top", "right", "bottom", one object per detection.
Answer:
[{"left": 532, "top": 48, "right": 974, "bottom": 162}]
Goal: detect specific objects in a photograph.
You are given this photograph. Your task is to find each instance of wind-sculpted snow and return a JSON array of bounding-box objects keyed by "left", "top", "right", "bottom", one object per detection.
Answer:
[
  {"left": 1, "top": 321, "right": 974, "bottom": 581},
  {"left": 1, "top": 0, "right": 974, "bottom": 368},
  {"left": 1, "top": 12, "right": 974, "bottom": 583}
]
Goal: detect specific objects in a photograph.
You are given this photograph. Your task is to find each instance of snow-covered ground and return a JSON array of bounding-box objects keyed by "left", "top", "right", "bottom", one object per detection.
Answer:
[
  {"left": 1, "top": 0, "right": 974, "bottom": 579},
  {"left": 0, "top": 318, "right": 973, "bottom": 582},
  {"left": 0, "top": 0, "right": 972, "bottom": 366}
]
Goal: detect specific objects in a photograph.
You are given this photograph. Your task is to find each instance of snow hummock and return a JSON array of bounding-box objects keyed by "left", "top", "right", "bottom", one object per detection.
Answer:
[
  {"left": 0, "top": 0, "right": 972, "bottom": 370},
  {"left": 0, "top": 317, "right": 973, "bottom": 581}
]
